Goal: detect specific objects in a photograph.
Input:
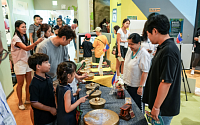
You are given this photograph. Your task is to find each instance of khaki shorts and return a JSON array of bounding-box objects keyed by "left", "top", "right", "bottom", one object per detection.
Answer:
[
  {"left": 14, "top": 60, "right": 32, "bottom": 75},
  {"left": 84, "top": 57, "right": 92, "bottom": 62}
]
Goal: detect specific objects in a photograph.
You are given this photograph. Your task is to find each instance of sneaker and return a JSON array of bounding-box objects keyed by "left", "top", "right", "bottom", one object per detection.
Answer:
[
  {"left": 18, "top": 104, "right": 25, "bottom": 110},
  {"left": 191, "top": 70, "right": 194, "bottom": 75}
]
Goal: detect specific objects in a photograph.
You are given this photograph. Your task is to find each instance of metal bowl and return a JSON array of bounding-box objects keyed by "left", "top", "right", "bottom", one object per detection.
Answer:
[{"left": 86, "top": 90, "right": 102, "bottom": 99}]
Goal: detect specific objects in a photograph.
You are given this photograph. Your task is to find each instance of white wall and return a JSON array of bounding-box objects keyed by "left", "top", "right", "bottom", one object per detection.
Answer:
[{"left": 0, "top": 1, "right": 13, "bottom": 97}]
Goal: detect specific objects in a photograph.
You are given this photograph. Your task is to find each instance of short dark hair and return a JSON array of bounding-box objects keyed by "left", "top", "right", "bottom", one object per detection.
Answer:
[
  {"left": 146, "top": 14, "right": 170, "bottom": 35},
  {"left": 57, "top": 18, "right": 62, "bottom": 21},
  {"left": 28, "top": 53, "right": 49, "bottom": 71},
  {"left": 58, "top": 25, "right": 76, "bottom": 39},
  {"left": 40, "top": 17, "right": 43, "bottom": 20},
  {"left": 57, "top": 61, "right": 77, "bottom": 85},
  {"left": 114, "top": 25, "right": 120, "bottom": 34},
  {"left": 128, "top": 33, "right": 141, "bottom": 44},
  {"left": 34, "top": 15, "right": 40, "bottom": 20}
]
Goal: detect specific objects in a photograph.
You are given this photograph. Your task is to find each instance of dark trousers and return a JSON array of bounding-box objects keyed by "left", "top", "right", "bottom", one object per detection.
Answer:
[
  {"left": 192, "top": 53, "right": 200, "bottom": 67},
  {"left": 124, "top": 83, "right": 145, "bottom": 114}
]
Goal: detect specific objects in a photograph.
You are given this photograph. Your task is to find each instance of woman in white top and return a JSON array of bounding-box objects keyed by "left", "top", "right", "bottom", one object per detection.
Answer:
[
  {"left": 123, "top": 33, "right": 151, "bottom": 113},
  {"left": 141, "top": 21, "right": 158, "bottom": 58},
  {"left": 116, "top": 19, "right": 130, "bottom": 81},
  {"left": 11, "top": 20, "right": 43, "bottom": 110}
]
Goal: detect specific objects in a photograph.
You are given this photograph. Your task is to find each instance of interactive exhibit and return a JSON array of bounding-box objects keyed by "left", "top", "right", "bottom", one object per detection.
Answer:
[{"left": 76, "top": 32, "right": 111, "bottom": 64}]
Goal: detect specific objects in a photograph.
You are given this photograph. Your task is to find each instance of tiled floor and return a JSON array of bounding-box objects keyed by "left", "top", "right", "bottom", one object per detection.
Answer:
[{"left": 6, "top": 69, "right": 200, "bottom": 125}]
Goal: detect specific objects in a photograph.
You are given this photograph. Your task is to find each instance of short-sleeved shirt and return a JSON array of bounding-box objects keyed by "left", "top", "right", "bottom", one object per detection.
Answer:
[
  {"left": 142, "top": 38, "right": 181, "bottom": 116},
  {"left": 93, "top": 35, "right": 109, "bottom": 58},
  {"left": 29, "top": 73, "right": 56, "bottom": 124},
  {"left": 123, "top": 47, "right": 151, "bottom": 87},
  {"left": 82, "top": 41, "right": 93, "bottom": 57},
  {"left": 29, "top": 24, "right": 40, "bottom": 43},
  {"left": 117, "top": 28, "right": 130, "bottom": 48},
  {"left": 11, "top": 34, "right": 31, "bottom": 64},
  {"left": 36, "top": 38, "right": 68, "bottom": 81},
  {"left": 194, "top": 29, "right": 200, "bottom": 54}
]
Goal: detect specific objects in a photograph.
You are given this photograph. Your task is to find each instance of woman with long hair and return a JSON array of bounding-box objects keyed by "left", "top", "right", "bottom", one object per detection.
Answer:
[
  {"left": 37, "top": 24, "right": 52, "bottom": 39},
  {"left": 11, "top": 20, "right": 43, "bottom": 110},
  {"left": 115, "top": 19, "right": 130, "bottom": 82}
]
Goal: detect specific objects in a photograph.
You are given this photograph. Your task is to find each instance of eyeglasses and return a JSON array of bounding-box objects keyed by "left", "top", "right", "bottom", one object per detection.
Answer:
[{"left": 0, "top": 49, "right": 9, "bottom": 61}]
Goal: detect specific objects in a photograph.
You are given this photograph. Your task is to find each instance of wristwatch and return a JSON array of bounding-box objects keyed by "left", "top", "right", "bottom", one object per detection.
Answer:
[{"left": 139, "top": 85, "right": 143, "bottom": 88}]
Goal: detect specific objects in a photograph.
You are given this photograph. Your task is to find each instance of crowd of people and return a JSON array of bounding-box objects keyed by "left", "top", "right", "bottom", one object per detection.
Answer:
[{"left": 0, "top": 13, "right": 189, "bottom": 125}]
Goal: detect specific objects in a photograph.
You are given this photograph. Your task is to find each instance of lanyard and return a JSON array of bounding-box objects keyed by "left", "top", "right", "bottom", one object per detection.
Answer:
[
  {"left": 131, "top": 46, "right": 141, "bottom": 59},
  {"left": 0, "top": 98, "right": 9, "bottom": 118}
]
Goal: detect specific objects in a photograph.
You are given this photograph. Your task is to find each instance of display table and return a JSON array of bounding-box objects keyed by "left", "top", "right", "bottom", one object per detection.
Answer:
[
  {"left": 78, "top": 84, "right": 148, "bottom": 125},
  {"left": 84, "top": 63, "right": 114, "bottom": 87}
]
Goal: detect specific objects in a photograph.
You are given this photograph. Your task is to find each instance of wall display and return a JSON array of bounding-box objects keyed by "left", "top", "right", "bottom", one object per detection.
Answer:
[
  {"left": 13, "top": 1, "right": 29, "bottom": 15},
  {"left": 169, "top": 18, "right": 184, "bottom": 37},
  {"left": 112, "top": 9, "right": 117, "bottom": 22},
  {"left": 129, "top": 20, "right": 147, "bottom": 35},
  {"left": 127, "top": 16, "right": 137, "bottom": 20},
  {"left": 35, "top": 10, "right": 74, "bottom": 28}
]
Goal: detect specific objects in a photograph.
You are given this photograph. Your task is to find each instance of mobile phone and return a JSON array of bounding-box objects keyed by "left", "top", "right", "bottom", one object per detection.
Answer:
[{"left": 41, "top": 31, "right": 44, "bottom": 38}]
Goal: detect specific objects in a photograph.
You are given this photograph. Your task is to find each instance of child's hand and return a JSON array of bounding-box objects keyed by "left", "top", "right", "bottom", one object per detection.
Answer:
[
  {"left": 49, "top": 107, "right": 57, "bottom": 116},
  {"left": 76, "top": 88, "right": 81, "bottom": 95},
  {"left": 80, "top": 95, "right": 88, "bottom": 103}
]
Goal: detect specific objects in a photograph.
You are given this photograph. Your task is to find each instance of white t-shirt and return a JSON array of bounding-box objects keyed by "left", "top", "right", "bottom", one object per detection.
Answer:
[
  {"left": 141, "top": 38, "right": 158, "bottom": 58},
  {"left": 123, "top": 47, "right": 151, "bottom": 87},
  {"left": 0, "top": 82, "right": 16, "bottom": 125},
  {"left": 117, "top": 28, "right": 130, "bottom": 48}
]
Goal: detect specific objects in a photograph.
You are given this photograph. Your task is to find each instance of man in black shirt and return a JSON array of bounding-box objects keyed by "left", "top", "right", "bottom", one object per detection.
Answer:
[
  {"left": 142, "top": 14, "right": 181, "bottom": 125},
  {"left": 82, "top": 33, "right": 93, "bottom": 62}
]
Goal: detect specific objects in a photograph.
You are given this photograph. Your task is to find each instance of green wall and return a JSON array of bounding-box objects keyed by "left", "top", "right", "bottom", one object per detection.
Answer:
[
  {"left": 0, "top": 1, "right": 13, "bottom": 97},
  {"left": 7, "top": 0, "right": 35, "bottom": 37}
]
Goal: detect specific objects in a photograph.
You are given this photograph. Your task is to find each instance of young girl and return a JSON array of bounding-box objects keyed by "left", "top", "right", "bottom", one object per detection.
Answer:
[{"left": 56, "top": 61, "right": 88, "bottom": 125}]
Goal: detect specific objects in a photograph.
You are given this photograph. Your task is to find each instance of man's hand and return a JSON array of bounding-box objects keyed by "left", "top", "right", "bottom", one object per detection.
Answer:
[
  {"left": 137, "top": 87, "right": 143, "bottom": 96},
  {"left": 49, "top": 107, "right": 57, "bottom": 116},
  {"left": 80, "top": 60, "right": 85, "bottom": 64},
  {"left": 151, "top": 106, "right": 160, "bottom": 121}
]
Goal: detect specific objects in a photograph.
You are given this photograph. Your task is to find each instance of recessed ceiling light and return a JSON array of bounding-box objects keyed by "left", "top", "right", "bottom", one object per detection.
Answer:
[{"left": 52, "top": 1, "right": 57, "bottom": 6}]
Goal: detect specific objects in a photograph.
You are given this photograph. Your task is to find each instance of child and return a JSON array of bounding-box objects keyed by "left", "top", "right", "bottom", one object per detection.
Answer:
[
  {"left": 28, "top": 53, "right": 57, "bottom": 125},
  {"left": 82, "top": 33, "right": 93, "bottom": 62},
  {"left": 56, "top": 61, "right": 88, "bottom": 125}
]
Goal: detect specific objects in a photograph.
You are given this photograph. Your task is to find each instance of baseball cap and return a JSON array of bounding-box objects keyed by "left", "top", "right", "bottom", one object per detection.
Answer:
[
  {"left": 93, "top": 27, "right": 102, "bottom": 32},
  {"left": 85, "top": 33, "right": 91, "bottom": 39}
]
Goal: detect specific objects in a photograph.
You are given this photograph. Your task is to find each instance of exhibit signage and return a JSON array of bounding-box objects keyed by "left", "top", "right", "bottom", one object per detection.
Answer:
[
  {"left": 127, "top": 16, "right": 137, "bottom": 20},
  {"left": 112, "top": 9, "right": 117, "bottom": 22},
  {"left": 169, "top": 19, "right": 184, "bottom": 37}
]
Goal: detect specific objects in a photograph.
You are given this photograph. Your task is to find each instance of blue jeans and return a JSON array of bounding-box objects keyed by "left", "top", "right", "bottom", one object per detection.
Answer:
[{"left": 161, "top": 116, "right": 173, "bottom": 125}]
